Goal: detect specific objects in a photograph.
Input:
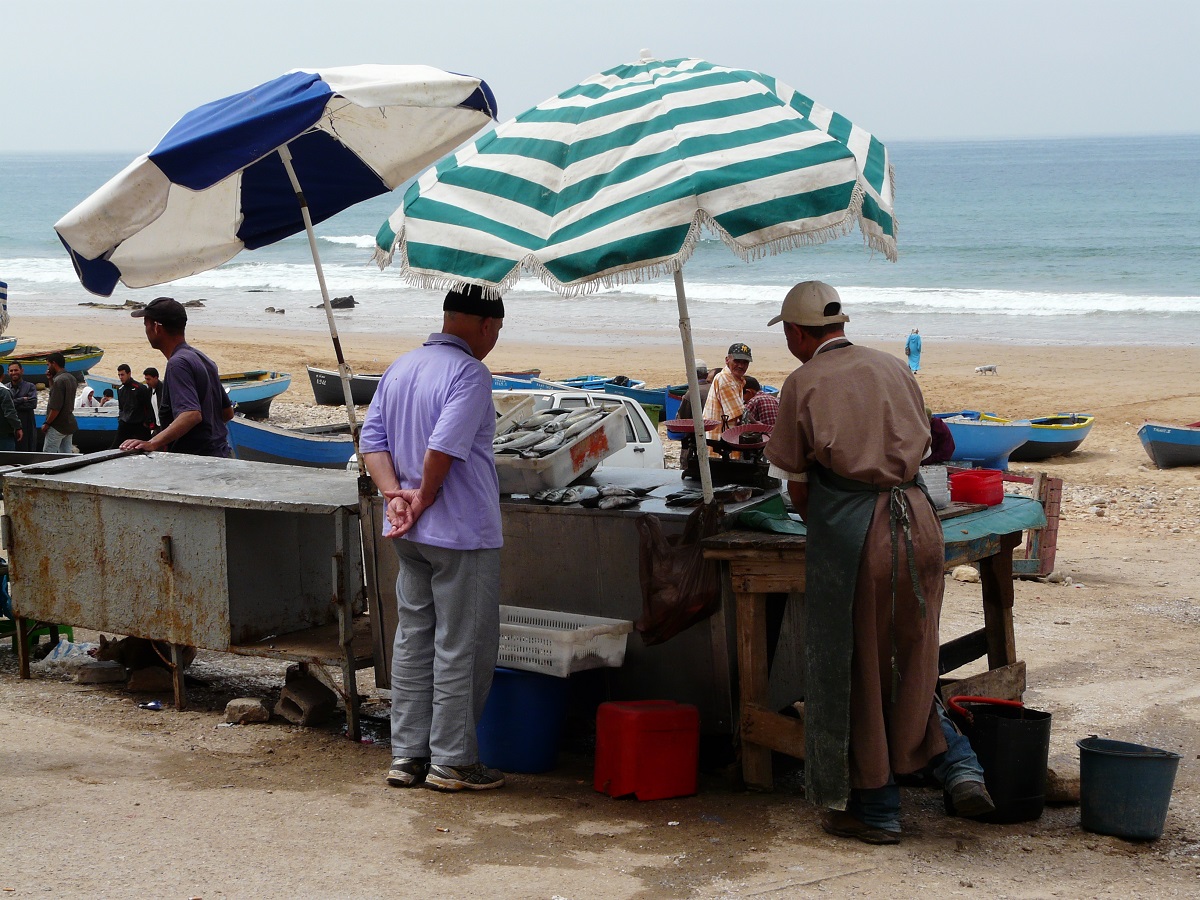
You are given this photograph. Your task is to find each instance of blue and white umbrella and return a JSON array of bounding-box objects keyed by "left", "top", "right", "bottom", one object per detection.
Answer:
[{"left": 54, "top": 64, "right": 497, "bottom": 430}]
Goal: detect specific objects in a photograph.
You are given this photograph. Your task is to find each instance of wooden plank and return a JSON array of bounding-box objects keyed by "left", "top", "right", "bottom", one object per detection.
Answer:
[
  {"left": 940, "top": 661, "right": 1027, "bottom": 703},
  {"left": 944, "top": 533, "right": 1004, "bottom": 569},
  {"left": 729, "top": 559, "right": 806, "bottom": 594},
  {"left": 170, "top": 643, "right": 188, "bottom": 711},
  {"left": 980, "top": 541, "right": 1019, "bottom": 668},
  {"left": 938, "top": 628, "right": 989, "bottom": 675},
  {"left": 16, "top": 617, "right": 31, "bottom": 680},
  {"left": 735, "top": 591, "right": 773, "bottom": 790},
  {"left": 742, "top": 705, "right": 806, "bottom": 760}
]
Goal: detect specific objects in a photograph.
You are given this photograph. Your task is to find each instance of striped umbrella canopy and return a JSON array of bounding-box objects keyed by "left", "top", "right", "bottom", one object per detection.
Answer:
[{"left": 375, "top": 55, "right": 896, "bottom": 499}]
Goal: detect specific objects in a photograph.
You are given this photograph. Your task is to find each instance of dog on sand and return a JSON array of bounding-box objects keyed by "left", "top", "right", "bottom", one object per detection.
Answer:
[{"left": 974, "top": 364, "right": 999, "bottom": 375}]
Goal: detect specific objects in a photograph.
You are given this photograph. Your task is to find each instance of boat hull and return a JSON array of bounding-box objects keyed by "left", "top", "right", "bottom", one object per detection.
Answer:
[
  {"left": 0, "top": 337, "right": 17, "bottom": 356},
  {"left": 936, "top": 411, "right": 1034, "bottom": 471},
  {"left": 33, "top": 408, "right": 119, "bottom": 454},
  {"left": 998, "top": 414, "right": 1095, "bottom": 462},
  {"left": 227, "top": 417, "right": 354, "bottom": 469},
  {"left": 307, "top": 366, "right": 380, "bottom": 406},
  {"left": 1138, "top": 422, "right": 1200, "bottom": 469},
  {"left": 3, "top": 345, "right": 104, "bottom": 386},
  {"left": 89, "top": 370, "right": 290, "bottom": 418}
]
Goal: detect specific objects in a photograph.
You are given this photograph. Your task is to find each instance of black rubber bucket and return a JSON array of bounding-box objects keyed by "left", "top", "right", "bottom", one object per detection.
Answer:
[
  {"left": 1077, "top": 737, "right": 1180, "bottom": 840},
  {"left": 947, "top": 696, "right": 1052, "bottom": 824}
]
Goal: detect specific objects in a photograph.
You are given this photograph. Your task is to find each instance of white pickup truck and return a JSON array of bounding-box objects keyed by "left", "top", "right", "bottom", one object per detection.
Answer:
[{"left": 492, "top": 389, "right": 665, "bottom": 469}]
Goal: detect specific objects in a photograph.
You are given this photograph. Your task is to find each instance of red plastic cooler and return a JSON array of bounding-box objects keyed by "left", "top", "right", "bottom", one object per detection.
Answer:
[{"left": 594, "top": 700, "right": 699, "bottom": 801}]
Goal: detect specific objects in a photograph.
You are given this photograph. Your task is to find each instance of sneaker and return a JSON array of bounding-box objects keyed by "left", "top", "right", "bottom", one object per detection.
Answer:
[
  {"left": 949, "top": 779, "right": 996, "bottom": 817},
  {"left": 386, "top": 756, "right": 429, "bottom": 787},
  {"left": 424, "top": 762, "right": 506, "bottom": 792}
]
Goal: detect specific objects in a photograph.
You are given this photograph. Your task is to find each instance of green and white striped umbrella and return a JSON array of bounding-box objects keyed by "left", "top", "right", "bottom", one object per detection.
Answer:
[
  {"left": 375, "top": 55, "right": 896, "bottom": 500},
  {"left": 374, "top": 55, "right": 895, "bottom": 293}
]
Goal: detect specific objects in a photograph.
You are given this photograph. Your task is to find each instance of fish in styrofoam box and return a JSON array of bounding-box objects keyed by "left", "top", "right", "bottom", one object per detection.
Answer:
[{"left": 494, "top": 406, "right": 628, "bottom": 494}]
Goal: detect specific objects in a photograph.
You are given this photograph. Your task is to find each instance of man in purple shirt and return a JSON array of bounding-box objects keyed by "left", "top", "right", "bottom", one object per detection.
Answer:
[
  {"left": 361, "top": 285, "right": 505, "bottom": 793},
  {"left": 120, "top": 297, "right": 233, "bottom": 457}
]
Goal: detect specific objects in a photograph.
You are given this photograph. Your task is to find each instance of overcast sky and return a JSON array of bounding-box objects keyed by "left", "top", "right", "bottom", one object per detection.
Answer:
[{"left": 6, "top": 0, "right": 1198, "bottom": 152}]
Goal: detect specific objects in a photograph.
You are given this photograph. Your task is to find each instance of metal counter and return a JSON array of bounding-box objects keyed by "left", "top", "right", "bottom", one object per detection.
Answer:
[
  {"left": 364, "top": 467, "right": 804, "bottom": 734},
  {"left": 3, "top": 451, "right": 369, "bottom": 733}
]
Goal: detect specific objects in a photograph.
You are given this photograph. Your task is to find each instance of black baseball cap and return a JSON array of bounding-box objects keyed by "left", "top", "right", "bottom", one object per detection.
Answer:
[
  {"left": 132, "top": 296, "right": 188, "bottom": 327},
  {"left": 443, "top": 284, "right": 504, "bottom": 319},
  {"left": 727, "top": 342, "right": 753, "bottom": 362}
]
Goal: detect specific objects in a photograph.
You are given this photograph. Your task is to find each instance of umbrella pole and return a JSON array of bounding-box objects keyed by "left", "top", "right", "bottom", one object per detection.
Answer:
[
  {"left": 278, "top": 145, "right": 364, "bottom": 470},
  {"left": 673, "top": 270, "right": 714, "bottom": 503}
]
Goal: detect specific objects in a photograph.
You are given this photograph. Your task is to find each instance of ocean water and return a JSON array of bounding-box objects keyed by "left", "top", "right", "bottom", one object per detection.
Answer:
[{"left": 2, "top": 135, "right": 1198, "bottom": 348}]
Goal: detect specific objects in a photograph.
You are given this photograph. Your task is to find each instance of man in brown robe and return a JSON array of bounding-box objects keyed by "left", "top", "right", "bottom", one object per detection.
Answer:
[{"left": 764, "top": 281, "right": 990, "bottom": 844}]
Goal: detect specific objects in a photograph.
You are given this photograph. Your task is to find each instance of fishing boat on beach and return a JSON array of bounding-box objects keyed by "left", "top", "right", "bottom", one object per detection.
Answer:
[
  {"left": 307, "top": 365, "right": 381, "bottom": 406},
  {"left": 0, "top": 337, "right": 17, "bottom": 356},
  {"left": 1137, "top": 421, "right": 1200, "bottom": 469},
  {"left": 227, "top": 416, "right": 355, "bottom": 469},
  {"left": 89, "top": 369, "right": 290, "bottom": 418},
  {"left": 935, "top": 411, "right": 1034, "bottom": 471},
  {"left": 2, "top": 345, "right": 103, "bottom": 385},
  {"left": 981, "top": 412, "right": 1096, "bottom": 461}
]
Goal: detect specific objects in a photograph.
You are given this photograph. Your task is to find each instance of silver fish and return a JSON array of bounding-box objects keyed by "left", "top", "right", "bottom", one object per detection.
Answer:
[
  {"left": 563, "top": 414, "right": 604, "bottom": 439},
  {"left": 495, "top": 429, "right": 548, "bottom": 451},
  {"left": 518, "top": 412, "right": 559, "bottom": 429},
  {"left": 493, "top": 429, "right": 535, "bottom": 446},
  {"left": 598, "top": 485, "right": 636, "bottom": 498},
  {"left": 532, "top": 432, "right": 567, "bottom": 452},
  {"left": 598, "top": 495, "right": 640, "bottom": 510},
  {"left": 533, "top": 488, "right": 567, "bottom": 503},
  {"left": 559, "top": 485, "right": 601, "bottom": 504}
]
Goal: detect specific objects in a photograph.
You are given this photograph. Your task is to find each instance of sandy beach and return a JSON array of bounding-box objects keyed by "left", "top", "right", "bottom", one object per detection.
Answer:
[{"left": 3, "top": 313, "right": 1200, "bottom": 897}]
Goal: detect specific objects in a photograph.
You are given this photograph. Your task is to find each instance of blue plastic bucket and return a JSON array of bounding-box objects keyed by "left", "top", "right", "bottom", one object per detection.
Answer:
[
  {"left": 477, "top": 667, "right": 570, "bottom": 774},
  {"left": 1077, "top": 737, "right": 1180, "bottom": 840}
]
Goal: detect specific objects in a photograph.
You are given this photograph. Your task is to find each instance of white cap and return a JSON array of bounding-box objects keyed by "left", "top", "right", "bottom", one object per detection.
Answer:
[{"left": 767, "top": 281, "right": 849, "bottom": 327}]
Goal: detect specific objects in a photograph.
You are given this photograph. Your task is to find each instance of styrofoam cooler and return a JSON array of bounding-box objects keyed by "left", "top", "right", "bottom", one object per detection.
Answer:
[{"left": 494, "top": 406, "right": 627, "bottom": 494}]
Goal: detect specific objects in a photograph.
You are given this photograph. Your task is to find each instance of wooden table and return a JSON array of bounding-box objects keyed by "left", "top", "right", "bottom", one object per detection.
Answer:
[{"left": 703, "top": 504, "right": 1030, "bottom": 791}]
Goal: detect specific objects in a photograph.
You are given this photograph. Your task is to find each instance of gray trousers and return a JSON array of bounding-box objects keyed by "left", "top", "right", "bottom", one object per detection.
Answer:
[
  {"left": 42, "top": 428, "right": 74, "bottom": 454},
  {"left": 390, "top": 538, "right": 500, "bottom": 766}
]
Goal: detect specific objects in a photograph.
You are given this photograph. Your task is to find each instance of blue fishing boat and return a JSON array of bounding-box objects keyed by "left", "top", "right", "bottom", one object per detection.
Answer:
[
  {"left": 0, "top": 337, "right": 17, "bottom": 356},
  {"left": 935, "top": 411, "right": 1034, "bottom": 471},
  {"left": 1138, "top": 421, "right": 1200, "bottom": 469},
  {"left": 2, "top": 345, "right": 103, "bottom": 385},
  {"left": 89, "top": 369, "right": 290, "bottom": 418},
  {"left": 982, "top": 412, "right": 1095, "bottom": 461},
  {"left": 33, "top": 407, "right": 118, "bottom": 453},
  {"left": 227, "top": 416, "right": 354, "bottom": 469}
]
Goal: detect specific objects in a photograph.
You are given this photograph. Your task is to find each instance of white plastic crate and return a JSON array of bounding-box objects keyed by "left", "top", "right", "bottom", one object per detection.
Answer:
[{"left": 497, "top": 605, "right": 633, "bottom": 678}]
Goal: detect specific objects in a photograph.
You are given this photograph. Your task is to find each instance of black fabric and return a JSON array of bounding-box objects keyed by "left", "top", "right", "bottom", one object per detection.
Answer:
[{"left": 443, "top": 284, "right": 504, "bottom": 319}]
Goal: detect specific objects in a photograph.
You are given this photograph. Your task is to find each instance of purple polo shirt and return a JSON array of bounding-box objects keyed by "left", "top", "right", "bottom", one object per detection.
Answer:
[{"left": 360, "top": 333, "right": 501, "bottom": 550}]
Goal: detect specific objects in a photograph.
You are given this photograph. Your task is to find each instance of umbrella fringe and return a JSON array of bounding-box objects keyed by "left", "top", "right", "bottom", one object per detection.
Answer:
[
  {"left": 385, "top": 183, "right": 897, "bottom": 295},
  {"left": 371, "top": 243, "right": 396, "bottom": 271}
]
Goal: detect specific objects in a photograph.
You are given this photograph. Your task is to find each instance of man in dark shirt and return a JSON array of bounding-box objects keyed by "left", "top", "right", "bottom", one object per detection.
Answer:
[
  {"left": 120, "top": 297, "right": 233, "bottom": 457},
  {"left": 7, "top": 362, "right": 37, "bottom": 451},
  {"left": 143, "top": 367, "right": 162, "bottom": 432},
  {"left": 115, "top": 363, "right": 154, "bottom": 444},
  {"left": 40, "top": 353, "right": 78, "bottom": 454}
]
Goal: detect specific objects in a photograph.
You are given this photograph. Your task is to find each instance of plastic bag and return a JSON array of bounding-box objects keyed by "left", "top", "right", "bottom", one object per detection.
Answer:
[{"left": 635, "top": 502, "right": 723, "bottom": 645}]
